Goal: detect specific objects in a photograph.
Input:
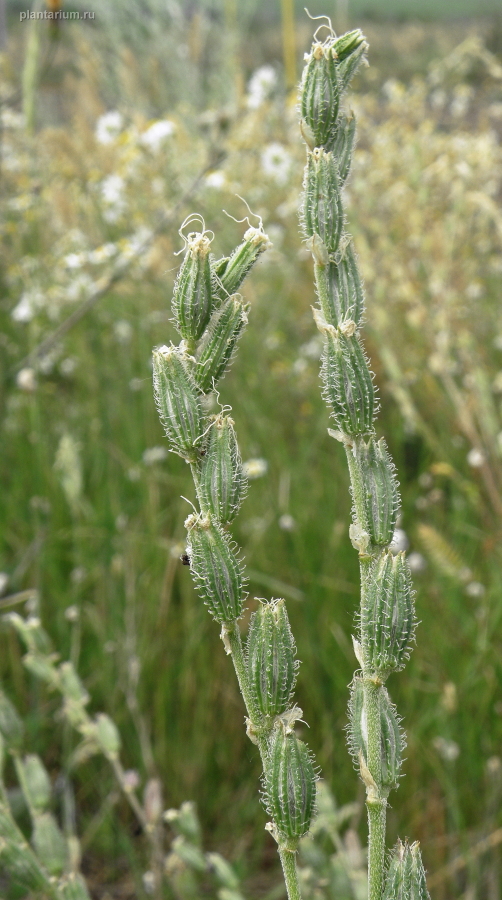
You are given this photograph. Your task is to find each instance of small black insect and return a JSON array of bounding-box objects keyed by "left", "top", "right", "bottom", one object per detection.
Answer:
[{"left": 180, "top": 553, "right": 190, "bottom": 566}]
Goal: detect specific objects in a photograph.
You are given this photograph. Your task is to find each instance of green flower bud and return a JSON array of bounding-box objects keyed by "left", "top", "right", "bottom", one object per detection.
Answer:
[
  {"left": 186, "top": 515, "right": 246, "bottom": 624},
  {"left": 383, "top": 840, "right": 431, "bottom": 900},
  {"left": 320, "top": 328, "right": 375, "bottom": 436},
  {"left": 348, "top": 678, "right": 404, "bottom": 794},
  {"left": 153, "top": 345, "right": 204, "bottom": 460},
  {"left": 330, "top": 112, "right": 357, "bottom": 184},
  {"left": 32, "top": 812, "right": 68, "bottom": 876},
  {"left": 0, "top": 689, "right": 23, "bottom": 751},
  {"left": 246, "top": 600, "right": 298, "bottom": 718},
  {"left": 334, "top": 31, "right": 368, "bottom": 94},
  {"left": 315, "top": 238, "right": 365, "bottom": 329},
  {"left": 19, "top": 755, "right": 51, "bottom": 812},
  {"left": 264, "top": 724, "right": 317, "bottom": 848},
  {"left": 198, "top": 414, "right": 247, "bottom": 523},
  {"left": 59, "top": 662, "right": 90, "bottom": 706},
  {"left": 362, "top": 551, "right": 415, "bottom": 679},
  {"left": 300, "top": 41, "right": 340, "bottom": 151},
  {"left": 357, "top": 438, "right": 400, "bottom": 546},
  {"left": 94, "top": 713, "right": 121, "bottom": 758},
  {"left": 172, "top": 231, "right": 214, "bottom": 342},
  {"left": 195, "top": 295, "right": 249, "bottom": 394},
  {"left": 213, "top": 227, "right": 270, "bottom": 302},
  {"left": 302, "top": 149, "right": 344, "bottom": 255},
  {"left": 23, "top": 652, "right": 59, "bottom": 686}
]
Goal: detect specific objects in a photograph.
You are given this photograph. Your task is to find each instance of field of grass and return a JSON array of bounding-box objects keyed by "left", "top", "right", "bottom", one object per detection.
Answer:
[{"left": 1, "top": 1, "right": 502, "bottom": 898}]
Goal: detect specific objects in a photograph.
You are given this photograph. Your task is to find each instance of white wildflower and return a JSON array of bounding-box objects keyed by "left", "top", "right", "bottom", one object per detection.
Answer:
[
  {"left": 278, "top": 514, "right": 295, "bottom": 531},
  {"left": 407, "top": 552, "right": 427, "bottom": 573},
  {"left": 142, "top": 446, "right": 168, "bottom": 466},
  {"left": 467, "top": 448, "right": 485, "bottom": 468},
  {"left": 16, "top": 368, "right": 37, "bottom": 392},
  {"left": 64, "top": 252, "right": 87, "bottom": 269},
  {"left": 100, "top": 174, "right": 126, "bottom": 222},
  {"left": 205, "top": 170, "right": 226, "bottom": 189},
  {"left": 140, "top": 119, "right": 176, "bottom": 151},
  {"left": 113, "top": 320, "right": 133, "bottom": 343},
  {"left": 95, "top": 110, "right": 123, "bottom": 145},
  {"left": 242, "top": 458, "right": 268, "bottom": 479},
  {"left": 261, "top": 143, "right": 292, "bottom": 186},
  {"left": 433, "top": 736, "right": 460, "bottom": 762},
  {"left": 247, "top": 65, "right": 277, "bottom": 109},
  {"left": 390, "top": 528, "right": 409, "bottom": 554},
  {"left": 465, "top": 581, "right": 485, "bottom": 598}
]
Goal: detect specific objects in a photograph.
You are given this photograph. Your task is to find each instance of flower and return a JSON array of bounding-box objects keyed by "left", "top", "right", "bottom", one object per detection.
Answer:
[
  {"left": 247, "top": 65, "right": 277, "bottom": 109},
  {"left": 16, "top": 368, "right": 37, "bottom": 391},
  {"left": 140, "top": 120, "right": 176, "bottom": 151},
  {"left": 95, "top": 111, "right": 123, "bottom": 145},
  {"left": 261, "top": 143, "right": 292, "bottom": 186},
  {"left": 205, "top": 170, "right": 226, "bottom": 189},
  {"left": 242, "top": 458, "right": 268, "bottom": 479},
  {"left": 142, "top": 446, "right": 168, "bottom": 466}
]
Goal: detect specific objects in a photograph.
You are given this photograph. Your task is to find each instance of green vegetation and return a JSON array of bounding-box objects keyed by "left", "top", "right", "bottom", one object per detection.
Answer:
[{"left": 0, "top": 2, "right": 501, "bottom": 897}]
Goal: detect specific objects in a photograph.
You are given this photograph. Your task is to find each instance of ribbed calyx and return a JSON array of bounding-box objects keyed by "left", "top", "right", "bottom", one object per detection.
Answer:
[
  {"left": 213, "top": 226, "right": 271, "bottom": 301},
  {"left": 361, "top": 551, "right": 415, "bottom": 680},
  {"left": 383, "top": 840, "right": 431, "bottom": 900},
  {"left": 264, "top": 721, "right": 318, "bottom": 850},
  {"left": 245, "top": 599, "right": 298, "bottom": 719},
  {"left": 172, "top": 231, "right": 214, "bottom": 342},
  {"left": 348, "top": 677, "right": 404, "bottom": 796},
  {"left": 299, "top": 29, "right": 367, "bottom": 152},
  {"left": 195, "top": 295, "right": 249, "bottom": 394},
  {"left": 356, "top": 437, "right": 400, "bottom": 547},
  {"left": 185, "top": 514, "right": 246, "bottom": 624},
  {"left": 197, "top": 414, "right": 247, "bottom": 523},
  {"left": 152, "top": 345, "right": 203, "bottom": 462}
]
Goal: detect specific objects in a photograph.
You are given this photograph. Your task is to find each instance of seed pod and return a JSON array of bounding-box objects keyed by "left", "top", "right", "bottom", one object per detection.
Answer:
[
  {"left": 302, "top": 149, "right": 344, "bottom": 255},
  {"left": 172, "top": 232, "right": 214, "bottom": 342},
  {"left": 348, "top": 678, "right": 403, "bottom": 793},
  {"left": 94, "top": 713, "right": 121, "bottom": 758},
  {"left": 195, "top": 295, "right": 249, "bottom": 394},
  {"left": 18, "top": 755, "right": 51, "bottom": 812},
  {"left": 334, "top": 31, "right": 368, "bottom": 94},
  {"left": 383, "top": 840, "right": 431, "bottom": 900},
  {"left": 300, "top": 41, "right": 340, "bottom": 151},
  {"left": 264, "top": 725, "right": 317, "bottom": 847},
  {"left": 198, "top": 415, "right": 247, "bottom": 523},
  {"left": 246, "top": 600, "right": 298, "bottom": 718},
  {"left": 357, "top": 438, "right": 400, "bottom": 546},
  {"left": 362, "top": 551, "right": 415, "bottom": 678},
  {"left": 315, "top": 239, "right": 365, "bottom": 329},
  {"left": 186, "top": 515, "right": 246, "bottom": 623},
  {"left": 330, "top": 112, "right": 357, "bottom": 184},
  {"left": 321, "top": 330, "right": 375, "bottom": 436},
  {"left": 213, "top": 227, "right": 270, "bottom": 303},
  {"left": 59, "top": 662, "right": 90, "bottom": 706},
  {"left": 32, "top": 812, "right": 68, "bottom": 876},
  {"left": 153, "top": 345, "right": 203, "bottom": 460}
]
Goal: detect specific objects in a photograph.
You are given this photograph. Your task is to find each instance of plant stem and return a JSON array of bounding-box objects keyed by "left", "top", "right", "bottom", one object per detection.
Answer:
[
  {"left": 363, "top": 679, "right": 386, "bottom": 900},
  {"left": 279, "top": 845, "right": 302, "bottom": 900},
  {"left": 367, "top": 798, "right": 387, "bottom": 900}
]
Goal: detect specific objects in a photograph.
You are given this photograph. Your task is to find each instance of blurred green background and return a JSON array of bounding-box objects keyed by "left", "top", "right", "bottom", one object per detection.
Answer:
[{"left": 1, "top": 0, "right": 502, "bottom": 897}]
